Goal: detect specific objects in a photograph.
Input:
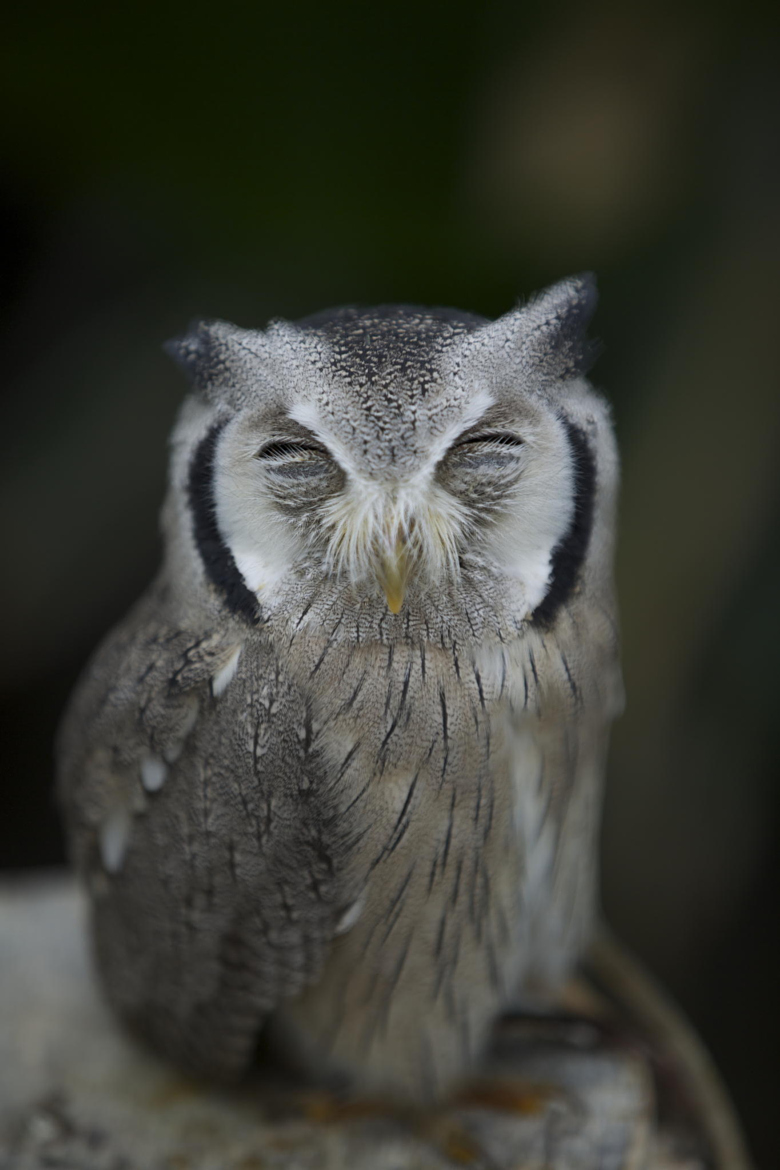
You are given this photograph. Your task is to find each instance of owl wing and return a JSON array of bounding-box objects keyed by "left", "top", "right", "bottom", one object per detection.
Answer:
[{"left": 57, "top": 582, "right": 340, "bottom": 1079}]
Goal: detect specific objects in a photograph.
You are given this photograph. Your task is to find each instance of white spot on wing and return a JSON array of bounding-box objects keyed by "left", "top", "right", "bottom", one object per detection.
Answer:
[
  {"left": 334, "top": 894, "right": 365, "bottom": 936},
  {"left": 164, "top": 741, "right": 183, "bottom": 765},
  {"left": 212, "top": 645, "right": 242, "bottom": 697},
  {"left": 99, "top": 805, "right": 132, "bottom": 873},
  {"left": 140, "top": 754, "right": 168, "bottom": 792},
  {"left": 163, "top": 697, "right": 199, "bottom": 763}
]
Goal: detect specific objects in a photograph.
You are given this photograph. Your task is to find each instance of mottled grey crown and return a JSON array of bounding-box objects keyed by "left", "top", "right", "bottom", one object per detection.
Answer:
[
  {"left": 294, "top": 304, "right": 488, "bottom": 389},
  {"left": 164, "top": 274, "right": 599, "bottom": 402}
]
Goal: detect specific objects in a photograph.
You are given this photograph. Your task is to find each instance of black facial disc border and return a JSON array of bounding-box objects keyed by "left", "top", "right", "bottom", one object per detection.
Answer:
[
  {"left": 531, "top": 417, "right": 596, "bottom": 629},
  {"left": 188, "top": 414, "right": 594, "bottom": 630},
  {"left": 188, "top": 422, "right": 262, "bottom": 625}
]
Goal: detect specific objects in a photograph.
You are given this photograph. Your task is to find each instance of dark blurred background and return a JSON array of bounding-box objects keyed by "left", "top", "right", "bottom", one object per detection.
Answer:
[{"left": 1, "top": 1, "right": 778, "bottom": 1163}]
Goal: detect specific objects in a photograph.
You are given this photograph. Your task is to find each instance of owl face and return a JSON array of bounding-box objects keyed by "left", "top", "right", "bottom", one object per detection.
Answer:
[{"left": 166, "top": 277, "right": 606, "bottom": 624}]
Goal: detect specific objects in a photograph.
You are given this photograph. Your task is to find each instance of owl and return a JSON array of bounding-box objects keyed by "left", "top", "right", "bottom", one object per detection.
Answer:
[{"left": 57, "top": 274, "right": 623, "bottom": 1101}]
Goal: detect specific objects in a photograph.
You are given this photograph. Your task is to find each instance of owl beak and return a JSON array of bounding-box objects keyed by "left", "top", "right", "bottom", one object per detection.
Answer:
[{"left": 378, "top": 538, "right": 409, "bottom": 614}]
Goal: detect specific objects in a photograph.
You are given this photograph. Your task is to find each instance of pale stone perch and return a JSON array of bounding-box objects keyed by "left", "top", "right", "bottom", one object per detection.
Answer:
[{"left": 0, "top": 874, "right": 752, "bottom": 1169}]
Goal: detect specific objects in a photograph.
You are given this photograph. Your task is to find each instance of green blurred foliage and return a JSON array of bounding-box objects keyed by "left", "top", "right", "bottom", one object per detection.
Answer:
[{"left": 1, "top": 0, "right": 778, "bottom": 1161}]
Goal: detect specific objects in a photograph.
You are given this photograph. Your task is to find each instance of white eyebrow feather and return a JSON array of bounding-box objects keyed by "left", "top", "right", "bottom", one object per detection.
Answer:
[
  {"left": 288, "top": 390, "right": 495, "bottom": 485},
  {"left": 417, "top": 389, "right": 495, "bottom": 473},
  {"left": 287, "top": 400, "right": 364, "bottom": 476}
]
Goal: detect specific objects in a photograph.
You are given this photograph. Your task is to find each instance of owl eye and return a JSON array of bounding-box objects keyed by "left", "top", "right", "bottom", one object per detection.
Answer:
[
  {"left": 256, "top": 439, "right": 332, "bottom": 478},
  {"left": 440, "top": 430, "right": 525, "bottom": 492},
  {"left": 449, "top": 432, "right": 525, "bottom": 468},
  {"left": 455, "top": 432, "right": 524, "bottom": 451},
  {"left": 257, "top": 440, "right": 327, "bottom": 461}
]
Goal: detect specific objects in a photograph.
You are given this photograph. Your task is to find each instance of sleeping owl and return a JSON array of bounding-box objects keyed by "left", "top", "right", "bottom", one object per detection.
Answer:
[{"left": 57, "top": 274, "right": 623, "bottom": 1100}]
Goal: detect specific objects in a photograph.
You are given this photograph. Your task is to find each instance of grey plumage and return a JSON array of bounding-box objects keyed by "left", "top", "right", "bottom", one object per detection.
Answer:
[{"left": 57, "top": 274, "right": 623, "bottom": 1099}]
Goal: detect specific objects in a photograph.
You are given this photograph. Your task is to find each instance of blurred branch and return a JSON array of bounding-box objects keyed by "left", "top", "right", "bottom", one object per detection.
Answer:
[{"left": 1, "top": 876, "right": 753, "bottom": 1169}]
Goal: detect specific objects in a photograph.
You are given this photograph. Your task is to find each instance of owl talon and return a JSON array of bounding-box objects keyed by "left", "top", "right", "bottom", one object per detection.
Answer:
[
  {"left": 300, "top": 1090, "right": 405, "bottom": 1125},
  {"left": 454, "top": 1076, "right": 552, "bottom": 1115},
  {"left": 298, "top": 1083, "right": 547, "bottom": 1166},
  {"left": 419, "top": 1114, "right": 486, "bottom": 1166}
]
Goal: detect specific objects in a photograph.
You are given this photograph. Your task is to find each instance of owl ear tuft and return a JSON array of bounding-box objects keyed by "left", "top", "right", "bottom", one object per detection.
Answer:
[
  {"left": 471, "top": 274, "right": 601, "bottom": 382},
  {"left": 164, "top": 319, "right": 271, "bottom": 402},
  {"left": 522, "top": 272, "right": 600, "bottom": 377}
]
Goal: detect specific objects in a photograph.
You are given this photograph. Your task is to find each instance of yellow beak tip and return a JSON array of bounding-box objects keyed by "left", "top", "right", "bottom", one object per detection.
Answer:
[
  {"left": 385, "top": 592, "right": 404, "bottom": 614},
  {"left": 380, "top": 540, "right": 408, "bottom": 614}
]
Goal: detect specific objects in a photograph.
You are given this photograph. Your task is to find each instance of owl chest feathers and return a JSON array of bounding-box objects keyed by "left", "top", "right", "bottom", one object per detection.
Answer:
[{"left": 240, "top": 616, "right": 581, "bottom": 1093}]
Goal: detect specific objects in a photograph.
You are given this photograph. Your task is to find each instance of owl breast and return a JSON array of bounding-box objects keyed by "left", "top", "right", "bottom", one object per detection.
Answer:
[{"left": 263, "top": 611, "right": 591, "bottom": 1099}]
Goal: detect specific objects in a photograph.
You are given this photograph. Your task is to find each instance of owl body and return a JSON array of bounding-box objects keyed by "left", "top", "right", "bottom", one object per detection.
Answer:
[{"left": 58, "top": 278, "right": 622, "bottom": 1099}]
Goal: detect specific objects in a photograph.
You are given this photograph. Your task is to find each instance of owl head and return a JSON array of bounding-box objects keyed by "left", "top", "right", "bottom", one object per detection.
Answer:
[{"left": 163, "top": 275, "right": 616, "bottom": 635}]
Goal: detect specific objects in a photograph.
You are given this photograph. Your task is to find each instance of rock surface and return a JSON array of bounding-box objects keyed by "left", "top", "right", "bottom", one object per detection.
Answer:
[{"left": 0, "top": 874, "right": 752, "bottom": 1169}]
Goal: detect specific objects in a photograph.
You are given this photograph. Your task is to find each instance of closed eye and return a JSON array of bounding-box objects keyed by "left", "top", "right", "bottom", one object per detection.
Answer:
[
  {"left": 256, "top": 439, "right": 329, "bottom": 461},
  {"left": 455, "top": 432, "right": 524, "bottom": 450}
]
